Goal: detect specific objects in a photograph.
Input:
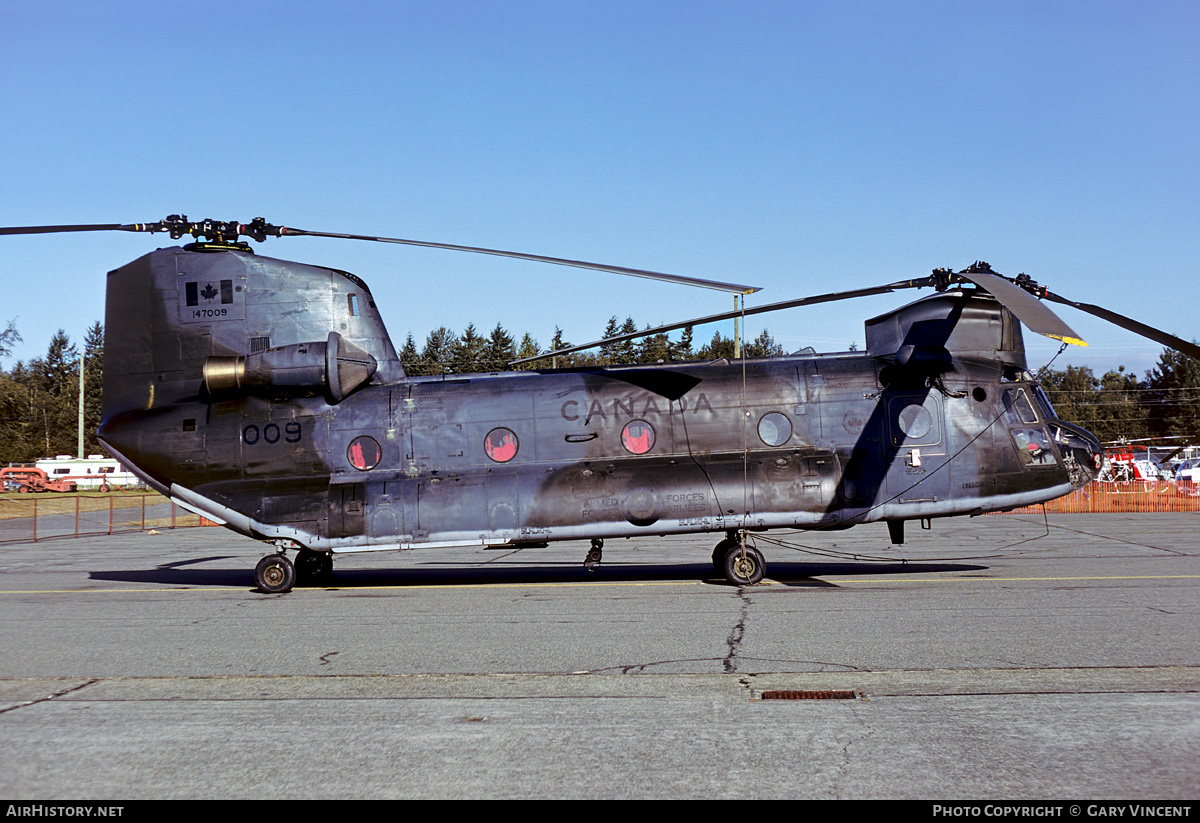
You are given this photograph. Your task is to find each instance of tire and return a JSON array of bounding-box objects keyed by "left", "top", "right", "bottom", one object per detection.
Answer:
[
  {"left": 255, "top": 554, "right": 296, "bottom": 594},
  {"left": 722, "top": 543, "right": 765, "bottom": 586},
  {"left": 295, "top": 550, "right": 333, "bottom": 587},
  {"left": 712, "top": 538, "right": 738, "bottom": 573}
]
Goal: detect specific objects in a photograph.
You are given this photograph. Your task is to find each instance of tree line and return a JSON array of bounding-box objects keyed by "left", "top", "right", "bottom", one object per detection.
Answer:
[
  {"left": 0, "top": 315, "right": 1195, "bottom": 465},
  {"left": 1038, "top": 351, "right": 1200, "bottom": 444},
  {"left": 399, "top": 319, "right": 1200, "bottom": 445},
  {"left": 397, "top": 317, "right": 785, "bottom": 375},
  {"left": 0, "top": 322, "right": 104, "bottom": 465}
]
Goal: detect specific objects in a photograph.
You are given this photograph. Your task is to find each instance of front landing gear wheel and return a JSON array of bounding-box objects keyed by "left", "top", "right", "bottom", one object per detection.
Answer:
[
  {"left": 255, "top": 553, "right": 296, "bottom": 593},
  {"left": 712, "top": 538, "right": 738, "bottom": 574},
  {"left": 722, "top": 543, "right": 765, "bottom": 586},
  {"left": 295, "top": 550, "right": 333, "bottom": 587}
]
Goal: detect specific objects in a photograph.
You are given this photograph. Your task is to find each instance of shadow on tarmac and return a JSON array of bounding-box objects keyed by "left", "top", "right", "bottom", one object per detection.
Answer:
[{"left": 89, "top": 559, "right": 989, "bottom": 590}]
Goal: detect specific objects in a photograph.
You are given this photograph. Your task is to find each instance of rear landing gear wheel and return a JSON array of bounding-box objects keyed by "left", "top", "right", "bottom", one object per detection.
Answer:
[
  {"left": 295, "top": 550, "right": 333, "bottom": 587},
  {"left": 255, "top": 553, "right": 295, "bottom": 594},
  {"left": 584, "top": 539, "right": 603, "bottom": 571},
  {"left": 721, "top": 542, "right": 765, "bottom": 586}
]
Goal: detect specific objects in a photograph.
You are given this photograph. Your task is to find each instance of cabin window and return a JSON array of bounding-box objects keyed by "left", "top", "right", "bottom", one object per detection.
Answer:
[
  {"left": 621, "top": 420, "right": 655, "bottom": 455},
  {"left": 757, "top": 412, "right": 792, "bottom": 447},
  {"left": 347, "top": 435, "right": 382, "bottom": 471},
  {"left": 348, "top": 294, "right": 361, "bottom": 317},
  {"left": 484, "top": 428, "right": 519, "bottom": 463}
]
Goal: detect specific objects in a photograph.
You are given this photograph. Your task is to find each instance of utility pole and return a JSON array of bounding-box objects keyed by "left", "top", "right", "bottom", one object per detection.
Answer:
[
  {"left": 77, "top": 349, "right": 85, "bottom": 458},
  {"left": 733, "top": 294, "right": 741, "bottom": 359}
]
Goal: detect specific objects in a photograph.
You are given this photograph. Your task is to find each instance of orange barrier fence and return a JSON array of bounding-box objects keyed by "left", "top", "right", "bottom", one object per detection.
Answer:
[
  {"left": 998, "top": 481, "right": 1200, "bottom": 514},
  {"left": 0, "top": 493, "right": 218, "bottom": 543}
]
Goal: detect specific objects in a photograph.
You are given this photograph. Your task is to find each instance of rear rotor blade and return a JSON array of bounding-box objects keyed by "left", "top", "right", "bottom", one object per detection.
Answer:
[{"left": 0, "top": 218, "right": 763, "bottom": 294}]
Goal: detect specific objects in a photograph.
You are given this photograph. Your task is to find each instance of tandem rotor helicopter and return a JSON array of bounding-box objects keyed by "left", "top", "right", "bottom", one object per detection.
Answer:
[{"left": 4, "top": 215, "right": 1198, "bottom": 592}]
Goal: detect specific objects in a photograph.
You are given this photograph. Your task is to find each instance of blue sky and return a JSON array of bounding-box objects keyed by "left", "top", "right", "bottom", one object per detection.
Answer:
[{"left": 1, "top": 0, "right": 1196, "bottom": 377}]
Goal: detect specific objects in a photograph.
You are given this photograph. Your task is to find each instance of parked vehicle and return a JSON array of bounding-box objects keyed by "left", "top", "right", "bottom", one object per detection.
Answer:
[
  {"left": 31, "top": 455, "right": 141, "bottom": 491},
  {"left": 0, "top": 466, "right": 77, "bottom": 493}
]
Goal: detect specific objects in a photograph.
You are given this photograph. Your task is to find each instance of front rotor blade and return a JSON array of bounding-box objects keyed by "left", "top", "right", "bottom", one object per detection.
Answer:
[
  {"left": 0, "top": 223, "right": 139, "bottom": 235},
  {"left": 281, "top": 227, "right": 760, "bottom": 295},
  {"left": 1041, "top": 291, "right": 1200, "bottom": 360},
  {"left": 955, "top": 268, "right": 1086, "bottom": 346},
  {"left": 510, "top": 277, "right": 937, "bottom": 365}
]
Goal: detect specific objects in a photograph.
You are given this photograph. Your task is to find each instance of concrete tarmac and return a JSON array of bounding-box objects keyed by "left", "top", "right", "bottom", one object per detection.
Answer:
[{"left": 0, "top": 513, "right": 1197, "bottom": 799}]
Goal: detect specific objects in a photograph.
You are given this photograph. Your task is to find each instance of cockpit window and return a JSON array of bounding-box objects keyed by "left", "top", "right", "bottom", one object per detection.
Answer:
[
  {"left": 1011, "top": 428, "right": 1058, "bottom": 467},
  {"left": 1032, "top": 384, "right": 1058, "bottom": 419},
  {"left": 1002, "top": 366, "right": 1038, "bottom": 382},
  {"left": 1002, "top": 388, "right": 1039, "bottom": 425}
]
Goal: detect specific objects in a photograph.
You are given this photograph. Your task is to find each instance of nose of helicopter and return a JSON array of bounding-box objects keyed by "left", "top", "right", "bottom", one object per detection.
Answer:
[{"left": 1057, "top": 422, "right": 1104, "bottom": 489}]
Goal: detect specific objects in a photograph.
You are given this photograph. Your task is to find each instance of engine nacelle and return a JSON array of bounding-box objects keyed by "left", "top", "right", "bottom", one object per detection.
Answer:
[
  {"left": 203, "top": 331, "right": 377, "bottom": 402},
  {"left": 865, "top": 291, "right": 1027, "bottom": 369}
]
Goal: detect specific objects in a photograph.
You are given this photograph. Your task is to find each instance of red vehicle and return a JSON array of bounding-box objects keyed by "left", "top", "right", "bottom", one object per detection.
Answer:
[{"left": 0, "top": 466, "right": 77, "bottom": 493}]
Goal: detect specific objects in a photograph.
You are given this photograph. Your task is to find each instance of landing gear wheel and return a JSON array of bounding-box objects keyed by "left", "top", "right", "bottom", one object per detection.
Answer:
[
  {"left": 712, "top": 538, "right": 738, "bottom": 574},
  {"left": 584, "top": 538, "right": 603, "bottom": 571},
  {"left": 255, "top": 553, "right": 296, "bottom": 594},
  {"left": 295, "top": 550, "right": 333, "bottom": 587},
  {"left": 722, "top": 543, "right": 765, "bottom": 586}
]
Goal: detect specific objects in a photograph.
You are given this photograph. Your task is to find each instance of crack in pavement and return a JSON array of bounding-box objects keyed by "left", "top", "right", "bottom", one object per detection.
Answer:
[
  {"left": 0, "top": 678, "right": 99, "bottom": 715},
  {"left": 723, "top": 588, "right": 752, "bottom": 674}
]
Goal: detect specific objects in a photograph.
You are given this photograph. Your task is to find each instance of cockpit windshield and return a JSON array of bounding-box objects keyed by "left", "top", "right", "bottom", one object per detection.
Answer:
[{"left": 1031, "top": 383, "right": 1058, "bottom": 419}]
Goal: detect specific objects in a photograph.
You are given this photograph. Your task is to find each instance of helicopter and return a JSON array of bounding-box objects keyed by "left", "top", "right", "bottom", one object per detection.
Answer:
[{"left": 4, "top": 216, "right": 1198, "bottom": 593}]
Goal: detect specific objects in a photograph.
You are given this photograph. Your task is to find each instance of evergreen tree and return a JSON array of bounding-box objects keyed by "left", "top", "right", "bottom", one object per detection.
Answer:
[
  {"left": 399, "top": 333, "right": 421, "bottom": 375},
  {"left": 26, "top": 330, "right": 79, "bottom": 458},
  {"left": 1145, "top": 344, "right": 1200, "bottom": 440},
  {"left": 513, "top": 332, "right": 541, "bottom": 371},
  {"left": 0, "top": 320, "right": 26, "bottom": 463},
  {"left": 549, "top": 327, "right": 573, "bottom": 369},
  {"left": 83, "top": 322, "right": 104, "bottom": 455},
  {"left": 671, "top": 325, "right": 695, "bottom": 361},
  {"left": 636, "top": 327, "right": 672, "bottom": 363},
  {"left": 450, "top": 323, "right": 488, "bottom": 374},
  {"left": 483, "top": 323, "right": 515, "bottom": 372},
  {"left": 599, "top": 316, "right": 621, "bottom": 364},
  {"left": 419, "top": 327, "right": 457, "bottom": 374},
  {"left": 744, "top": 329, "right": 784, "bottom": 358},
  {"left": 611, "top": 317, "right": 640, "bottom": 364},
  {"left": 697, "top": 330, "right": 737, "bottom": 360}
]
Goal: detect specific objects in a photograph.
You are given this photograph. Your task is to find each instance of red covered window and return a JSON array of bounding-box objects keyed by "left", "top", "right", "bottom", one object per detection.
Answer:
[
  {"left": 485, "top": 428, "right": 519, "bottom": 463},
  {"left": 347, "top": 435, "right": 382, "bottom": 471},
  {"left": 621, "top": 420, "right": 655, "bottom": 455}
]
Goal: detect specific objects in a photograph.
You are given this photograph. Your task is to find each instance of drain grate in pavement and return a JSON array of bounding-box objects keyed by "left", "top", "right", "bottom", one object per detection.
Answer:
[{"left": 759, "top": 689, "right": 858, "bottom": 700}]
